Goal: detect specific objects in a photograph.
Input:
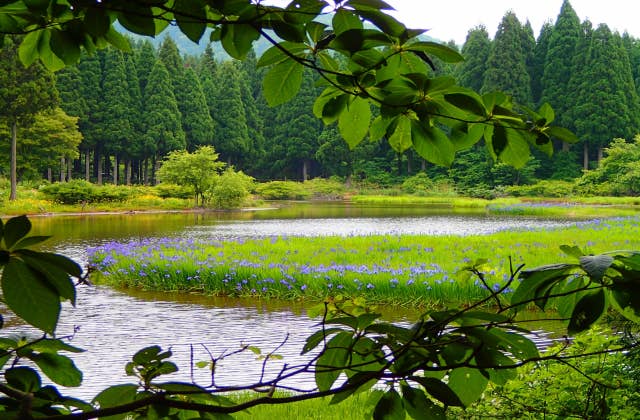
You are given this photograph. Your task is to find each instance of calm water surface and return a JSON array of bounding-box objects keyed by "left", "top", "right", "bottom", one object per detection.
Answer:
[{"left": 8, "top": 203, "right": 572, "bottom": 398}]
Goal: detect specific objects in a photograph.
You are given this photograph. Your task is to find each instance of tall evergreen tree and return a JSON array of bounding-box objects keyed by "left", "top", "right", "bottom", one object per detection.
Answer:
[
  {"left": 238, "top": 51, "right": 266, "bottom": 172},
  {"left": 540, "top": 0, "right": 582, "bottom": 129},
  {"left": 177, "top": 68, "right": 215, "bottom": 151},
  {"left": 158, "top": 36, "right": 183, "bottom": 79},
  {"left": 531, "top": 22, "right": 553, "bottom": 105},
  {"left": 101, "top": 48, "right": 133, "bottom": 184},
  {"left": 135, "top": 40, "right": 156, "bottom": 95},
  {"left": 56, "top": 66, "right": 87, "bottom": 119},
  {"left": 482, "top": 11, "right": 532, "bottom": 105},
  {"left": 0, "top": 35, "right": 58, "bottom": 199},
  {"left": 456, "top": 25, "right": 492, "bottom": 92},
  {"left": 572, "top": 24, "right": 640, "bottom": 168},
  {"left": 124, "top": 53, "right": 144, "bottom": 184},
  {"left": 269, "top": 70, "right": 322, "bottom": 180},
  {"left": 196, "top": 44, "right": 217, "bottom": 81},
  {"left": 622, "top": 33, "right": 640, "bottom": 97},
  {"left": 209, "top": 61, "right": 250, "bottom": 165},
  {"left": 143, "top": 59, "right": 185, "bottom": 182},
  {"left": 77, "top": 51, "right": 104, "bottom": 181}
]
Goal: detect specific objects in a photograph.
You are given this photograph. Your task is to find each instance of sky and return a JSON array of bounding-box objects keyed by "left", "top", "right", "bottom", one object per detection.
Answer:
[{"left": 384, "top": 0, "right": 639, "bottom": 45}]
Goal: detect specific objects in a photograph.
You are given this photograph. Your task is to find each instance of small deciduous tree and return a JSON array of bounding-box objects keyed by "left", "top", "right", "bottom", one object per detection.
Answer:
[{"left": 156, "top": 146, "right": 225, "bottom": 206}]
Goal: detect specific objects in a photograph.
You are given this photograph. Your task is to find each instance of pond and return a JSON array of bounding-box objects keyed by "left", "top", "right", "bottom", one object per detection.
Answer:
[{"left": 8, "top": 203, "right": 576, "bottom": 399}]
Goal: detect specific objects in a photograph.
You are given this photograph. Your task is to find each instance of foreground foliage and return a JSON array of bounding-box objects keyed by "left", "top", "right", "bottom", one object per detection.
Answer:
[{"left": 2, "top": 214, "right": 640, "bottom": 419}]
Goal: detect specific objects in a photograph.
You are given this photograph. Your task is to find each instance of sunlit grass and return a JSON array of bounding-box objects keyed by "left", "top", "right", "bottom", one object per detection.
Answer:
[{"left": 89, "top": 217, "right": 640, "bottom": 307}]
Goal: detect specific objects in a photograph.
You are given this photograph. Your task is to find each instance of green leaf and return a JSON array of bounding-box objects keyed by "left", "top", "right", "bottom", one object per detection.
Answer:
[
  {"left": 83, "top": 7, "right": 111, "bottom": 37},
  {"left": 411, "top": 121, "right": 455, "bottom": 167},
  {"left": 447, "top": 367, "right": 488, "bottom": 406},
  {"left": 537, "top": 102, "right": 555, "bottom": 124},
  {"left": 560, "top": 245, "right": 584, "bottom": 259},
  {"left": 118, "top": 7, "right": 156, "bottom": 36},
  {"left": 5, "top": 367, "right": 41, "bottom": 392},
  {"left": 17, "top": 252, "right": 76, "bottom": 303},
  {"left": 303, "top": 327, "right": 345, "bottom": 354},
  {"left": 339, "top": 97, "right": 371, "bottom": 148},
  {"left": 347, "top": 0, "right": 393, "bottom": 11},
  {"left": 221, "top": 23, "right": 260, "bottom": 60},
  {"left": 579, "top": 254, "right": 614, "bottom": 282},
  {"left": 405, "top": 41, "right": 464, "bottom": 63},
  {"left": 444, "top": 93, "right": 487, "bottom": 117},
  {"left": 12, "top": 235, "right": 51, "bottom": 249},
  {"left": 49, "top": 29, "right": 81, "bottom": 65},
  {"left": 30, "top": 353, "right": 83, "bottom": 387},
  {"left": 356, "top": 9, "right": 405, "bottom": 38},
  {"left": 29, "top": 338, "right": 84, "bottom": 354},
  {"left": 19, "top": 249, "right": 82, "bottom": 277},
  {"left": 3, "top": 215, "right": 31, "bottom": 249},
  {"left": 315, "top": 331, "right": 353, "bottom": 392},
  {"left": 610, "top": 281, "right": 640, "bottom": 322},
  {"left": 369, "top": 116, "right": 393, "bottom": 142},
  {"left": 412, "top": 376, "right": 464, "bottom": 407},
  {"left": 272, "top": 21, "right": 306, "bottom": 43},
  {"left": 104, "top": 27, "right": 132, "bottom": 53},
  {"left": 568, "top": 289, "right": 607, "bottom": 334},
  {"left": 332, "top": 9, "right": 362, "bottom": 35},
  {"left": 174, "top": 0, "right": 207, "bottom": 43},
  {"left": 497, "top": 128, "right": 530, "bottom": 169},
  {"left": 18, "top": 30, "right": 40, "bottom": 66},
  {"left": 546, "top": 126, "right": 578, "bottom": 143},
  {"left": 258, "top": 42, "right": 307, "bottom": 67},
  {"left": 1, "top": 259, "right": 59, "bottom": 334},
  {"left": 401, "top": 384, "right": 445, "bottom": 420},
  {"left": 373, "top": 388, "right": 405, "bottom": 420},
  {"left": 262, "top": 59, "right": 304, "bottom": 107},
  {"left": 388, "top": 115, "right": 412, "bottom": 153},
  {"left": 511, "top": 263, "right": 576, "bottom": 309},
  {"left": 133, "top": 345, "right": 164, "bottom": 364},
  {"left": 93, "top": 384, "right": 139, "bottom": 416}
]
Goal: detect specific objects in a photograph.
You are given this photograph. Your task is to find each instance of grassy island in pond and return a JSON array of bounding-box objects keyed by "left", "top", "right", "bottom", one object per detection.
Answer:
[{"left": 88, "top": 216, "right": 640, "bottom": 307}]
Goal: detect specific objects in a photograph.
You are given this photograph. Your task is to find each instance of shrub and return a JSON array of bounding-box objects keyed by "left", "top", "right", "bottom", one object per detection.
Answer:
[
  {"left": 505, "top": 179, "right": 576, "bottom": 197},
  {"left": 255, "top": 181, "right": 311, "bottom": 200},
  {"left": 153, "top": 183, "right": 194, "bottom": 199},
  {"left": 39, "top": 180, "right": 97, "bottom": 204},
  {"left": 210, "top": 170, "right": 254, "bottom": 209},
  {"left": 401, "top": 172, "right": 433, "bottom": 195},
  {"left": 304, "top": 178, "right": 345, "bottom": 199}
]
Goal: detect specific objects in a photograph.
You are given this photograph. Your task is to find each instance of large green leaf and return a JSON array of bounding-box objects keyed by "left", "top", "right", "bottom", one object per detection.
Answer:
[
  {"left": 5, "top": 366, "right": 41, "bottom": 393},
  {"left": 174, "top": 0, "right": 207, "bottom": 43},
  {"left": 332, "top": 9, "right": 362, "bottom": 35},
  {"left": 405, "top": 41, "right": 464, "bottom": 63},
  {"left": 579, "top": 254, "right": 614, "bottom": 282},
  {"left": 373, "top": 388, "right": 405, "bottom": 420},
  {"left": 50, "top": 29, "right": 81, "bottom": 65},
  {"left": 412, "top": 376, "right": 464, "bottom": 407},
  {"left": 511, "top": 263, "right": 576, "bottom": 308},
  {"left": 447, "top": 367, "right": 488, "bottom": 407},
  {"left": 497, "top": 127, "right": 530, "bottom": 169},
  {"left": 411, "top": 121, "right": 455, "bottom": 166},
  {"left": 302, "top": 327, "right": 345, "bottom": 354},
  {"left": 610, "top": 281, "right": 640, "bottom": 322},
  {"left": 18, "top": 30, "right": 40, "bottom": 66},
  {"left": 30, "top": 353, "right": 83, "bottom": 387},
  {"left": 568, "top": 289, "right": 607, "bottom": 334},
  {"left": 3, "top": 215, "right": 31, "bottom": 249},
  {"left": 258, "top": 42, "right": 307, "bottom": 67},
  {"left": 18, "top": 253, "right": 76, "bottom": 304},
  {"left": 1, "top": 260, "right": 59, "bottom": 334},
  {"left": 220, "top": 23, "right": 260, "bottom": 60},
  {"left": 388, "top": 115, "right": 412, "bottom": 153},
  {"left": 339, "top": 97, "right": 371, "bottom": 148},
  {"left": 93, "top": 384, "right": 139, "bottom": 419},
  {"left": 315, "top": 331, "right": 353, "bottom": 392},
  {"left": 118, "top": 7, "right": 156, "bottom": 36},
  {"left": 262, "top": 59, "right": 304, "bottom": 106},
  {"left": 401, "top": 384, "right": 445, "bottom": 420},
  {"left": 18, "top": 249, "right": 83, "bottom": 277}
]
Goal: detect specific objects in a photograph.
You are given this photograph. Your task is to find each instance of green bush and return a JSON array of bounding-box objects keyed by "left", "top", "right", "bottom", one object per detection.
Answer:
[
  {"left": 454, "top": 327, "right": 640, "bottom": 419},
  {"left": 255, "top": 181, "right": 311, "bottom": 200},
  {"left": 210, "top": 170, "right": 254, "bottom": 209},
  {"left": 304, "top": 178, "right": 345, "bottom": 199},
  {"left": 152, "top": 183, "right": 194, "bottom": 199},
  {"left": 401, "top": 172, "right": 433, "bottom": 195},
  {"left": 39, "top": 180, "right": 97, "bottom": 204},
  {"left": 505, "top": 179, "right": 576, "bottom": 197},
  {"left": 93, "top": 184, "right": 142, "bottom": 202}
]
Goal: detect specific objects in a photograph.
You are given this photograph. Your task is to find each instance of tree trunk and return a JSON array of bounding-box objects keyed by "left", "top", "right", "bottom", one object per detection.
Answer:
[
  {"left": 113, "top": 154, "right": 118, "bottom": 185},
  {"left": 60, "top": 157, "right": 65, "bottom": 182},
  {"left": 67, "top": 157, "right": 72, "bottom": 181},
  {"left": 126, "top": 159, "right": 132, "bottom": 185},
  {"left": 85, "top": 151, "right": 90, "bottom": 181},
  {"left": 562, "top": 141, "right": 570, "bottom": 152},
  {"left": 583, "top": 143, "right": 589, "bottom": 170},
  {"left": 421, "top": 159, "right": 426, "bottom": 172},
  {"left": 97, "top": 151, "right": 103, "bottom": 185},
  {"left": 407, "top": 154, "right": 412, "bottom": 174},
  {"left": 597, "top": 147, "right": 604, "bottom": 164},
  {"left": 47, "top": 167, "right": 52, "bottom": 183},
  {"left": 143, "top": 159, "right": 149, "bottom": 185},
  {"left": 10, "top": 121, "right": 17, "bottom": 201},
  {"left": 302, "top": 159, "right": 309, "bottom": 181}
]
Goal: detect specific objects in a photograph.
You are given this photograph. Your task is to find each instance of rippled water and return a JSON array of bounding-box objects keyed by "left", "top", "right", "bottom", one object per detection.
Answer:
[{"left": 5, "top": 204, "right": 572, "bottom": 399}]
